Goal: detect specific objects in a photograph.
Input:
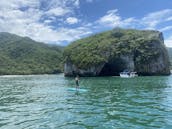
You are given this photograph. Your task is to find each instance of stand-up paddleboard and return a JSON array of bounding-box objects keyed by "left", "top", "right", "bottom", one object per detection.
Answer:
[{"left": 67, "top": 88, "right": 88, "bottom": 92}]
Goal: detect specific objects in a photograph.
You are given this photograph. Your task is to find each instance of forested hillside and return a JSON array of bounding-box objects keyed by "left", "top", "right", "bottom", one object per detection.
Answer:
[{"left": 0, "top": 32, "right": 63, "bottom": 75}]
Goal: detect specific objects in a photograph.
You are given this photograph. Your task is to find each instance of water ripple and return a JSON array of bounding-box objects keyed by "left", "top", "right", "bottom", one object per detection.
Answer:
[{"left": 1, "top": 75, "right": 172, "bottom": 128}]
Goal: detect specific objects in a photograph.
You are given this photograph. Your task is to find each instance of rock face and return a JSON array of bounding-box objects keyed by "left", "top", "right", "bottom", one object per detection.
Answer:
[
  {"left": 64, "top": 28, "right": 170, "bottom": 77},
  {"left": 64, "top": 59, "right": 104, "bottom": 76}
]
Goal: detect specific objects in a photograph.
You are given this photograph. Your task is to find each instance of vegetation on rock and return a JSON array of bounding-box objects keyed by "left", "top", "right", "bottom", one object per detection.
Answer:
[{"left": 64, "top": 28, "right": 167, "bottom": 71}]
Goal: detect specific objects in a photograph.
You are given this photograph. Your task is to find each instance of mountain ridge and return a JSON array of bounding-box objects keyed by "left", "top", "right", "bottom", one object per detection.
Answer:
[{"left": 0, "top": 32, "right": 63, "bottom": 75}]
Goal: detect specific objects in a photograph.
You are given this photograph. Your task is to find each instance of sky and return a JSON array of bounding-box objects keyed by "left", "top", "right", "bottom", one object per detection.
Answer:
[{"left": 0, "top": 0, "right": 172, "bottom": 47}]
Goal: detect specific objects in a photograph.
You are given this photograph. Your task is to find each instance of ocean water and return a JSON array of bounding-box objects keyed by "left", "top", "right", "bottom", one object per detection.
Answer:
[{"left": 0, "top": 74, "right": 172, "bottom": 129}]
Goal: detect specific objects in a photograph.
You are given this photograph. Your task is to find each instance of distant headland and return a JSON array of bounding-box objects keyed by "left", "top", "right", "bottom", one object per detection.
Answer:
[{"left": 64, "top": 28, "right": 170, "bottom": 77}]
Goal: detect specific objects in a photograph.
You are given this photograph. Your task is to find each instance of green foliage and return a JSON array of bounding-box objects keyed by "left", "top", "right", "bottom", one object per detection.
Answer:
[
  {"left": 0, "top": 32, "right": 63, "bottom": 75},
  {"left": 64, "top": 28, "right": 164, "bottom": 69}
]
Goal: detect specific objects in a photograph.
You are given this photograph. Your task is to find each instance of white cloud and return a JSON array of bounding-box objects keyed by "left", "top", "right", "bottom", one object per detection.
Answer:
[
  {"left": 0, "top": 0, "right": 91, "bottom": 44},
  {"left": 166, "top": 16, "right": 172, "bottom": 22},
  {"left": 97, "top": 9, "right": 121, "bottom": 27},
  {"left": 45, "top": 7, "right": 71, "bottom": 17},
  {"left": 97, "top": 9, "right": 136, "bottom": 28},
  {"left": 97, "top": 9, "right": 172, "bottom": 31},
  {"left": 142, "top": 9, "right": 172, "bottom": 29},
  {"left": 40, "top": 0, "right": 80, "bottom": 10},
  {"left": 165, "top": 36, "right": 172, "bottom": 47},
  {"left": 24, "top": 24, "right": 92, "bottom": 43},
  {"left": 0, "top": 0, "right": 39, "bottom": 10},
  {"left": 0, "top": 0, "right": 172, "bottom": 47},
  {"left": 56, "top": 27, "right": 92, "bottom": 42},
  {"left": 44, "top": 19, "right": 53, "bottom": 24},
  {"left": 160, "top": 26, "right": 172, "bottom": 32},
  {"left": 120, "top": 18, "right": 137, "bottom": 27},
  {"left": 74, "top": 0, "right": 80, "bottom": 7},
  {"left": 66, "top": 17, "right": 79, "bottom": 24}
]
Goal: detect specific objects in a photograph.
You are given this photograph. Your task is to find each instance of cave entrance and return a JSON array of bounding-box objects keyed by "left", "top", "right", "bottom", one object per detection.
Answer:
[{"left": 99, "top": 58, "right": 126, "bottom": 76}]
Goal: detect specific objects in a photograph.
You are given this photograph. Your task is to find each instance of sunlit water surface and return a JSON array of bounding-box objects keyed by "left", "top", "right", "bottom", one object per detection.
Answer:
[{"left": 0, "top": 74, "right": 172, "bottom": 129}]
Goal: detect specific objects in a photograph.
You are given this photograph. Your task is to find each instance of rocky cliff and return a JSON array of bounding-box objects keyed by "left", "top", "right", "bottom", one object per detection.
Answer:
[{"left": 64, "top": 28, "right": 170, "bottom": 76}]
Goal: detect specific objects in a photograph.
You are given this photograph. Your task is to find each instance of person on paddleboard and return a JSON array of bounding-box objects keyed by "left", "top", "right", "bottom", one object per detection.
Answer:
[{"left": 75, "top": 75, "right": 79, "bottom": 89}]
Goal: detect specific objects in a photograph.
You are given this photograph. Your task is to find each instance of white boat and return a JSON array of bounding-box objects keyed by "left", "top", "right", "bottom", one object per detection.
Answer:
[{"left": 120, "top": 72, "right": 138, "bottom": 78}]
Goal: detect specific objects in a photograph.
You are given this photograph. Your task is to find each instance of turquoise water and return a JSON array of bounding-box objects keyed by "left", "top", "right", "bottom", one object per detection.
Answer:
[{"left": 0, "top": 74, "right": 172, "bottom": 129}]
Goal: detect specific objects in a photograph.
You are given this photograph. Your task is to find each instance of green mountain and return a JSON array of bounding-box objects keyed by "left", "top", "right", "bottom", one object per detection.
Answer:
[
  {"left": 0, "top": 32, "right": 63, "bottom": 75},
  {"left": 64, "top": 28, "right": 170, "bottom": 76}
]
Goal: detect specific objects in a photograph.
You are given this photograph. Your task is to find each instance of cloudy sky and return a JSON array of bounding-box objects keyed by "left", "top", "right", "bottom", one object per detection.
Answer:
[{"left": 0, "top": 0, "right": 172, "bottom": 46}]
